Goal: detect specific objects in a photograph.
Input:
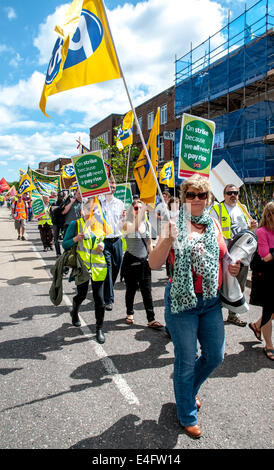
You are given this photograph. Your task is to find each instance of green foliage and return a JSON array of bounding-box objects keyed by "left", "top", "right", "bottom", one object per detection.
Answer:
[
  {"left": 97, "top": 129, "right": 140, "bottom": 183},
  {"left": 7, "top": 181, "right": 19, "bottom": 190}
]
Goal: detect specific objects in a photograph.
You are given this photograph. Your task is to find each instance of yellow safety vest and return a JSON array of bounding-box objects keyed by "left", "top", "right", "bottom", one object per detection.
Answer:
[
  {"left": 76, "top": 218, "right": 107, "bottom": 282},
  {"left": 38, "top": 206, "right": 53, "bottom": 226},
  {"left": 210, "top": 202, "right": 249, "bottom": 239}
]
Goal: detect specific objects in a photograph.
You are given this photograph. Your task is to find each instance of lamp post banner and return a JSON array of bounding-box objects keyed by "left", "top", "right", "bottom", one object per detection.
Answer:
[{"left": 179, "top": 113, "right": 215, "bottom": 179}]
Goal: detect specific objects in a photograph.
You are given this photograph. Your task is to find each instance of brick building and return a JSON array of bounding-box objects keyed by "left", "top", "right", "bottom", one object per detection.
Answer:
[{"left": 89, "top": 85, "right": 181, "bottom": 172}]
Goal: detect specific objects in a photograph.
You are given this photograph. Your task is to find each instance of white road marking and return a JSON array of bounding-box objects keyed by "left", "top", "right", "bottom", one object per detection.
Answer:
[{"left": 30, "top": 243, "right": 140, "bottom": 406}]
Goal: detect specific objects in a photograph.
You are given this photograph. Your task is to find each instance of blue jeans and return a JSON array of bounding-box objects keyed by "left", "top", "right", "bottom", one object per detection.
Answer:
[{"left": 165, "top": 281, "right": 225, "bottom": 427}]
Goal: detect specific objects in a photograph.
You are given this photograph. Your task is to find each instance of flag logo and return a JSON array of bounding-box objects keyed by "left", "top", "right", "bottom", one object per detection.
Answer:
[
  {"left": 159, "top": 161, "right": 174, "bottom": 188},
  {"left": 18, "top": 179, "right": 31, "bottom": 194},
  {"left": 64, "top": 10, "right": 103, "bottom": 69},
  {"left": 164, "top": 167, "right": 172, "bottom": 180},
  {"left": 46, "top": 38, "right": 63, "bottom": 85},
  {"left": 40, "top": 0, "right": 121, "bottom": 117},
  {"left": 116, "top": 111, "right": 134, "bottom": 150},
  {"left": 17, "top": 173, "right": 36, "bottom": 195},
  {"left": 62, "top": 163, "right": 75, "bottom": 178}
]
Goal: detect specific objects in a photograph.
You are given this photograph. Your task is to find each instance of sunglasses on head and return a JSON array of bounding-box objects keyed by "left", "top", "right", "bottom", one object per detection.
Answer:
[
  {"left": 185, "top": 191, "right": 208, "bottom": 200},
  {"left": 225, "top": 191, "right": 239, "bottom": 196}
]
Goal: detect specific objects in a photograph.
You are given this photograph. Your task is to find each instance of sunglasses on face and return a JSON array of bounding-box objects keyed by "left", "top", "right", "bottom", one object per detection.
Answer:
[
  {"left": 185, "top": 191, "right": 208, "bottom": 200},
  {"left": 225, "top": 191, "right": 239, "bottom": 196},
  {"left": 133, "top": 206, "right": 140, "bottom": 211}
]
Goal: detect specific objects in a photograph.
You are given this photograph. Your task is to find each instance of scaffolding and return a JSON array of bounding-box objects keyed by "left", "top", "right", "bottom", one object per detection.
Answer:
[{"left": 175, "top": 0, "right": 274, "bottom": 180}]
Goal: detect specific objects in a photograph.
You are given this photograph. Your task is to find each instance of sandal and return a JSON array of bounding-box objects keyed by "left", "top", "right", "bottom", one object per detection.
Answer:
[
  {"left": 248, "top": 322, "right": 262, "bottom": 342},
  {"left": 125, "top": 316, "right": 134, "bottom": 325},
  {"left": 263, "top": 348, "right": 274, "bottom": 361},
  {"left": 227, "top": 315, "right": 247, "bottom": 327},
  {"left": 147, "top": 320, "right": 163, "bottom": 329}
]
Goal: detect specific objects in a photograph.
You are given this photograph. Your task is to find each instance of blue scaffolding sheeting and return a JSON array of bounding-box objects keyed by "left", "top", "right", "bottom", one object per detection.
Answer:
[
  {"left": 174, "top": 0, "right": 274, "bottom": 179},
  {"left": 175, "top": 34, "right": 274, "bottom": 113}
]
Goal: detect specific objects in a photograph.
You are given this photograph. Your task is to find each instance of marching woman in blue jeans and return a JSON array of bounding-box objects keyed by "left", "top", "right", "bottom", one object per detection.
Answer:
[{"left": 149, "top": 175, "right": 241, "bottom": 439}]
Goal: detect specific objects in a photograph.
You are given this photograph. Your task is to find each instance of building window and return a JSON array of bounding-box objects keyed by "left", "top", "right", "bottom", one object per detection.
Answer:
[
  {"left": 44, "top": 166, "right": 48, "bottom": 175},
  {"left": 160, "top": 104, "right": 167, "bottom": 125},
  {"left": 55, "top": 163, "right": 60, "bottom": 172},
  {"left": 147, "top": 111, "right": 154, "bottom": 130},
  {"left": 137, "top": 116, "right": 142, "bottom": 134},
  {"left": 92, "top": 132, "right": 109, "bottom": 159},
  {"left": 159, "top": 135, "right": 164, "bottom": 162}
]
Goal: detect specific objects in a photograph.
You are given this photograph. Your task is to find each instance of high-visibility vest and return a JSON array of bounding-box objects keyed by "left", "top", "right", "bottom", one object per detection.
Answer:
[
  {"left": 210, "top": 202, "right": 249, "bottom": 240},
  {"left": 38, "top": 206, "right": 53, "bottom": 226},
  {"left": 14, "top": 201, "right": 27, "bottom": 220},
  {"left": 76, "top": 218, "right": 107, "bottom": 282}
]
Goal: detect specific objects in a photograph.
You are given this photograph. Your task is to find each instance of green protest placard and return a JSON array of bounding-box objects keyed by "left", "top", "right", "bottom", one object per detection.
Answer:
[
  {"left": 71, "top": 151, "right": 110, "bottom": 198},
  {"left": 179, "top": 113, "right": 215, "bottom": 179},
  {"left": 114, "top": 183, "right": 133, "bottom": 210},
  {"left": 32, "top": 197, "right": 45, "bottom": 219}
]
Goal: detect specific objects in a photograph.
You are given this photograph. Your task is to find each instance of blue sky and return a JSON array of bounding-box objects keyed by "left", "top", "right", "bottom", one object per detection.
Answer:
[{"left": 0, "top": 0, "right": 258, "bottom": 182}]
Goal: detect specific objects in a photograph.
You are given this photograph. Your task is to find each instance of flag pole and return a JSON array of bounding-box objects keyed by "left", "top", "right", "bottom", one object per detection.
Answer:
[
  {"left": 101, "top": 0, "right": 169, "bottom": 217},
  {"left": 124, "top": 145, "right": 131, "bottom": 206}
]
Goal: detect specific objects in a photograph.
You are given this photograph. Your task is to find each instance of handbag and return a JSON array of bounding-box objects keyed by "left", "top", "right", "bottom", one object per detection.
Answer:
[{"left": 66, "top": 245, "right": 77, "bottom": 268}]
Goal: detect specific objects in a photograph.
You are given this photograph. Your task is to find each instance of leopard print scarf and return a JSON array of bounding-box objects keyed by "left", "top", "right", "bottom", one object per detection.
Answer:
[{"left": 170, "top": 207, "right": 219, "bottom": 313}]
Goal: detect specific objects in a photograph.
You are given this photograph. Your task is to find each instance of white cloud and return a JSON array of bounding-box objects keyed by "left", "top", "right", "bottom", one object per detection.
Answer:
[
  {"left": 0, "top": 130, "right": 90, "bottom": 170},
  {"left": 0, "top": 0, "right": 227, "bottom": 179},
  {"left": 32, "top": 0, "right": 226, "bottom": 120},
  {"left": 9, "top": 52, "right": 23, "bottom": 68},
  {"left": 4, "top": 7, "right": 17, "bottom": 20},
  {"left": 0, "top": 0, "right": 226, "bottom": 123},
  {"left": 0, "top": 44, "right": 10, "bottom": 54},
  {"left": 34, "top": 3, "right": 71, "bottom": 65},
  {"left": 0, "top": 71, "right": 46, "bottom": 110}
]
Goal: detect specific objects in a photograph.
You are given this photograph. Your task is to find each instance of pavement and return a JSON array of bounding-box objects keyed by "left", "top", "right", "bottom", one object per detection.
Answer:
[{"left": 0, "top": 205, "right": 273, "bottom": 452}]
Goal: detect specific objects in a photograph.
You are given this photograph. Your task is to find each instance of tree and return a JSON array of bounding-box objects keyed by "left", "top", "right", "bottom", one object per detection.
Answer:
[
  {"left": 7, "top": 181, "right": 19, "bottom": 190},
  {"left": 97, "top": 127, "right": 140, "bottom": 183}
]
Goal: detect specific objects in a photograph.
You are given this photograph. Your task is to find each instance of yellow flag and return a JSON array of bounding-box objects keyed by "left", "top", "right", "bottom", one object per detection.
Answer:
[
  {"left": 18, "top": 173, "right": 36, "bottom": 195},
  {"left": 133, "top": 109, "right": 159, "bottom": 207},
  {"left": 40, "top": 0, "right": 121, "bottom": 117},
  {"left": 116, "top": 110, "right": 134, "bottom": 151},
  {"left": 159, "top": 161, "right": 175, "bottom": 188},
  {"left": 88, "top": 196, "right": 113, "bottom": 237}
]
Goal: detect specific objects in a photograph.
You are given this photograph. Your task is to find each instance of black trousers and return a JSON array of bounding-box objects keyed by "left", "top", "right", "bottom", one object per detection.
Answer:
[
  {"left": 39, "top": 223, "right": 53, "bottom": 248},
  {"left": 124, "top": 255, "right": 155, "bottom": 323},
  {"left": 73, "top": 279, "right": 105, "bottom": 328},
  {"left": 103, "top": 238, "right": 123, "bottom": 305},
  {"left": 52, "top": 224, "right": 62, "bottom": 256}
]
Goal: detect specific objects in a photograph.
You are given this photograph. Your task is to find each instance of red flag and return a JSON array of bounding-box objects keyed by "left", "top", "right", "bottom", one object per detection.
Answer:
[{"left": 0, "top": 178, "right": 11, "bottom": 192}]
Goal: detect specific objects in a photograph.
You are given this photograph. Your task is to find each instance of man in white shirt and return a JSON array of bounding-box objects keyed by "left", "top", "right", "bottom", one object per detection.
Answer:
[
  {"left": 100, "top": 178, "right": 126, "bottom": 311},
  {"left": 210, "top": 184, "right": 257, "bottom": 327}
]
